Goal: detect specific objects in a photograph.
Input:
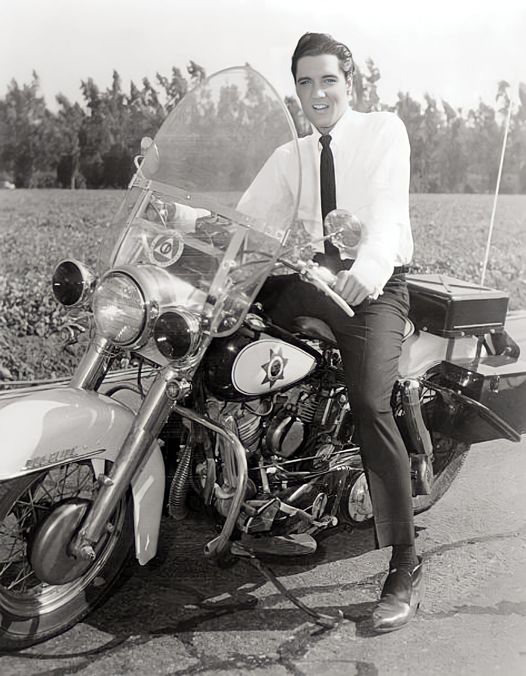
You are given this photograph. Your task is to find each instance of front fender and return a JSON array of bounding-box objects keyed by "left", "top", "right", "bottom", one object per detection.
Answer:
[{"left": 0, "top": 387, "right": 164, "bottom": 565}]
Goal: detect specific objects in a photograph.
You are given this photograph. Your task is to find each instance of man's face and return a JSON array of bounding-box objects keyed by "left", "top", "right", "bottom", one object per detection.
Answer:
[{"left": 295, "top": 54, "right": 351, "bottom": 134}]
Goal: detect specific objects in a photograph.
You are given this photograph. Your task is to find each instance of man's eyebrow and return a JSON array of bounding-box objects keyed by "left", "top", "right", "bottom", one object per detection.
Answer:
[{"left": 297, "top": 73, "right": 339, "bottom": 80}]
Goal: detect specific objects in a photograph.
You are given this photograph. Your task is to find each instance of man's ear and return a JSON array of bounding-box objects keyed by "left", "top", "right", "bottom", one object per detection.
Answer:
[{"left": 346, "top": 79, "right": 353, "bottom": 97}]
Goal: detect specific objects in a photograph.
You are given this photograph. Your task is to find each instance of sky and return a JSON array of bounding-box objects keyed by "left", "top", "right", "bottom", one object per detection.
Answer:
[{"left": 0, "top": 0, "right": 525, "bottom": 113}]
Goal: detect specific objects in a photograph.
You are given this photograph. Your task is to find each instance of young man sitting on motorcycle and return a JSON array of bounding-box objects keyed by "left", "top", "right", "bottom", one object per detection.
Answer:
[{"left": 253, "top": 31, "right": 423, "bottom": 633}]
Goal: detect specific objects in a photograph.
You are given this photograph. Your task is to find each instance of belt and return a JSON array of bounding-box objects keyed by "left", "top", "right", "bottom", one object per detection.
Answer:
[
  {"left": 342, "top": 259, "right": 409, "bottom": 275},
  {"left": 313, "top": 252, "right": 409, "bottom": 276}
]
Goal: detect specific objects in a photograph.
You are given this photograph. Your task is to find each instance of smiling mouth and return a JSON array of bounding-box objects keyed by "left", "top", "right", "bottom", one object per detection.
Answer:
[{"left": 312, "top": 103, "right": 329, "bottom": 111}]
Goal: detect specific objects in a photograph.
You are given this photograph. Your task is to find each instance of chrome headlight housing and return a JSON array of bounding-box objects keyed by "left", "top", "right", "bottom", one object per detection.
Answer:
[
  {"left": 52, "top": 259, "right": 96, "bottom": 307},
  {"left": 153, "top": 309, "right": 201, "bottom": 360},
  {"left": 93, "top": 272, "right": 146, "bottom": 345}
]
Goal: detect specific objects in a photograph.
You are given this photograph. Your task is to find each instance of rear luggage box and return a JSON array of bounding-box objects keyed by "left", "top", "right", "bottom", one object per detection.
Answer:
[
  {"left": 407, "top": 274, "right": 509, "bottom": 337},
  {"left": 431, "top": 356, "right": 526, "bottom": 443}
]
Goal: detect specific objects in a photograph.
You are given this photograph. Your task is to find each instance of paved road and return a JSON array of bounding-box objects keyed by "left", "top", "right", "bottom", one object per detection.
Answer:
[
  {"left": 2, "top": 438, "right": 525, "bottom": 676},
  {"left": 1, "top": 317, "right": 526, "bottom": 675}
]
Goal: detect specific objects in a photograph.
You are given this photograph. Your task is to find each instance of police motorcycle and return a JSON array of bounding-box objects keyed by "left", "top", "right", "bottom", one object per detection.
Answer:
[{"left": 1, "top": 66, "right": 525, "bottom": 650}]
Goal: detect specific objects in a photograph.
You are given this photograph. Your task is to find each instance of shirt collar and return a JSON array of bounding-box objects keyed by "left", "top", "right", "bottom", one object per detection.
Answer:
[{"left": 313, "top": 107, "right": 354, "bottom": 148}]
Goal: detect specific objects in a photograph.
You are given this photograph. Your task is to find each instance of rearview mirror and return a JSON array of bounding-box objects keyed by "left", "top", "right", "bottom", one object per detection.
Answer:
[
  {"left": 323, "top": 209, "right": 362, "bottom": 255},
  {"left": 139, "top": 136, "right": 160, "bottom": 176}
]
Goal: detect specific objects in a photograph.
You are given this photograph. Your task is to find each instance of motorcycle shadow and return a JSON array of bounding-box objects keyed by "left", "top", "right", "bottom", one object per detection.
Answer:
[{"left": 86, "top": 511, "right": 388, "bottom": 641}]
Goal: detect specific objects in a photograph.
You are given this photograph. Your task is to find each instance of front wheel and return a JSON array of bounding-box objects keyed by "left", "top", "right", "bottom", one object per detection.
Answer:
[{"left": 0, "top": 461, "right": 134, "bottom": 651}]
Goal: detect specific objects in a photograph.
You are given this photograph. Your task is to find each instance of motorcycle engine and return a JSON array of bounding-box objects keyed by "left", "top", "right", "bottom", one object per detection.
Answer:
[
  {"left": 264, "top": 383, "right": 320, "bottom": 457},
  {"left": 201, "top": 365, "right": 358, "bottom": 531},
  {"left": 207, "top": 379, "right": 335, "bottom": 460}
]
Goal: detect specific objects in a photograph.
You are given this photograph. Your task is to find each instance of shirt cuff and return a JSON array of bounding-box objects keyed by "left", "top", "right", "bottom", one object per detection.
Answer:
[{"left": 349, "top": 253, "right": 395, "bottom": 298}]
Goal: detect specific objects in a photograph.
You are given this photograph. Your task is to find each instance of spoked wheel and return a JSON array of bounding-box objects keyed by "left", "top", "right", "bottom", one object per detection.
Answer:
[
  {"left": 0, "top": 461, "right": 133, "bottom": 651},
  {"left": 405, "top": 376, "right": 470, "bottom": 513},
  {"left": 337, "top": 433, "right": 470, "bottom": 526}
]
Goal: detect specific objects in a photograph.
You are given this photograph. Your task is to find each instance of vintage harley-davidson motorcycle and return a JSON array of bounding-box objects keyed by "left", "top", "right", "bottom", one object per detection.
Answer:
[{"left": 0, "top": 66, "right": 525, "bottom": 649}]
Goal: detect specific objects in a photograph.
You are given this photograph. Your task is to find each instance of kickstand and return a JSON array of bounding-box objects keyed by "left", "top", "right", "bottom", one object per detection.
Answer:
[{"left": 231, "top": 542, "right": 343, "bottom": 631}]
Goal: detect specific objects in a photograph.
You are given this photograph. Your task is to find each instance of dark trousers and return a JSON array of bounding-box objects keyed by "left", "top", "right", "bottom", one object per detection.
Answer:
[{"left": 259, "top": 272, "right": 415, "bottom": 547}]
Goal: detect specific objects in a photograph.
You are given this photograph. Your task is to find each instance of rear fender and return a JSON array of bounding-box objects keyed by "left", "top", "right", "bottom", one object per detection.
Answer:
[
  {"left": 399, "top": 330, "right": 479, "bottom": 378},
  {"left": 0, "top": 387, "right": 164, "bottom": 565}
]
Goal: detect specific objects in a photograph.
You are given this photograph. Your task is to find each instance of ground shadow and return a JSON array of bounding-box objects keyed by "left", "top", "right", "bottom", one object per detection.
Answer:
[{"left": 80, "top": 510, "right": 382, "bottom": 638}]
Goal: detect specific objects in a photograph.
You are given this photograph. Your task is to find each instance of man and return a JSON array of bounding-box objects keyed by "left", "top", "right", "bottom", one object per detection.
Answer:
[{"left": 253, "top": 32, "right": 424, "bottom": 633}]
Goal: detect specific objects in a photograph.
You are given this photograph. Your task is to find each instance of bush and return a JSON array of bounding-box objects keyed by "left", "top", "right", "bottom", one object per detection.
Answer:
[{"left": 28, "top": 170, "right": 57, "bottom": 188}]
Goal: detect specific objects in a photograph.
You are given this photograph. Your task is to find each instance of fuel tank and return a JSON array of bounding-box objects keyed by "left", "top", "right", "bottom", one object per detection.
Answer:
[{"left": 204, "top": 319, "right": 319, "bottom": 400}]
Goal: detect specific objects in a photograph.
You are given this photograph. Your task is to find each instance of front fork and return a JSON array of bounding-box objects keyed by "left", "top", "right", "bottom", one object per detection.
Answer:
[
  {"left": 69, "top": 333, "right": 248, "bottom": 562},
  {"left": 71, "top": 360, "right": 190, "bottom": 560}
]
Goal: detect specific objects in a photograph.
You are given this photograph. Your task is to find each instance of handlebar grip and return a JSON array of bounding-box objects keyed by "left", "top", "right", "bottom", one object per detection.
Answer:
[
  {"left": 304, "top": 273, "right": 355, "bottom": 318},
  {"left": 320, "top": 282, "right": 355, "bottom": 318}
]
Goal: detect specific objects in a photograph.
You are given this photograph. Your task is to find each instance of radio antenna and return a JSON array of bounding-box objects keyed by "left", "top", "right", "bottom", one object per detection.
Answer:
[{"left": 480, "top": 89, "right": 514, "bottom": 286}]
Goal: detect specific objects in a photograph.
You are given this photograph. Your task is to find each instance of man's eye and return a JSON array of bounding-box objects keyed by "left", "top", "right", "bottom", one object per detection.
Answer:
[
  {"left": 297, "top": 80, "right": 311, "bottom": 86},
  {"left": 323, "top": 78, "right": 337, "bottom": 85}
]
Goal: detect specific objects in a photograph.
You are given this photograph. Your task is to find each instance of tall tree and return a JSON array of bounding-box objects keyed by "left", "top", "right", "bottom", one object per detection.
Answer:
[
  {"left": 352, "top": 59, "right": 381, "bottom": 112},
  {"left": 0, "top": 72, "right": 56, "bottom": 187},
  {"left": 395, "top": 92, "right": 425, "bottom": 191},
  {"left": 55, "top": 94, "right": 86, "bottom": 188},
  {"left": 284, "top": 95, "right": 311, "bottom": 137},
  {"left": 420, "top": 94, "right": 443, "bottom": 192},
  {"left": 438, "top": 102, "right": 468, "bottom": 192},
  {"left": 515, "top": 83, "right": 526, "bottom": 192},
  {"left": 466, "top": 100, "right": 501, "bottom": 192},
  {"left": 156, "top": 67, "right": 188, "bottom": 112}
]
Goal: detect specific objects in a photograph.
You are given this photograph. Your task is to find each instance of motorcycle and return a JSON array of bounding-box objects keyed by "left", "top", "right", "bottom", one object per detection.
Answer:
[{"left": 0, "top": 66, "right": 525, "bottom": 650}]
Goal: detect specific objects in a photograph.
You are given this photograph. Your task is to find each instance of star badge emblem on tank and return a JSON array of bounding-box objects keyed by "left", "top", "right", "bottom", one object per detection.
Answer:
[{"left": 261, "top": 347, "right": 288, "bottom": 387}]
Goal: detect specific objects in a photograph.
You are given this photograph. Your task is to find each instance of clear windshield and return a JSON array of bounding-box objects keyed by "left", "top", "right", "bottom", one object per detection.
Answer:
[{"left": 98, "top": 66, "right": 300, "bottom": 336}]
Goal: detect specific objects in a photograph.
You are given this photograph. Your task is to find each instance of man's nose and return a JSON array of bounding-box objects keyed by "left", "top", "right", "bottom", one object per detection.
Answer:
[{"left": 314, "top": 85, "right": 326, "bottom": 98}]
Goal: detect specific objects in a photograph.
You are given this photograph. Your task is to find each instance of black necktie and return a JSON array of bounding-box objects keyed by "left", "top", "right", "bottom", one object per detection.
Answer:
[{"left": 319, "top": 134, "right": 340, "bottom": 259}]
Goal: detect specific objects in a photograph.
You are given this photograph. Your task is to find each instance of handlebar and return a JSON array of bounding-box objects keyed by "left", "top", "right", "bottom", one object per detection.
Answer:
[
  {"left": 277, "top": 257, "right": 354, "bottom": 319},
  {"left": 300, "top": 263, "right": 355, "bottom": 319}
]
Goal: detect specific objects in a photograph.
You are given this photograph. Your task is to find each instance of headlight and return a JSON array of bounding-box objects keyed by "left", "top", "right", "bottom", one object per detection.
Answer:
[
  {"left": 52, "top": 259, "right": 96, "bottom": 307},
  {"left": 153, "top": 309, "right": 200, "bottom": 360},
  {"left": 93, "top": 273, "right": 146, "bottom": 345}
]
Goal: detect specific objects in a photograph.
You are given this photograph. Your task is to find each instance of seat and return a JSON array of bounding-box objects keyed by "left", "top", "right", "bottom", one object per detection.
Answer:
[
  {"left": 292, "top": 317, "right": 338, "bottom": 345},
  {"left": 292, "top": 316, "right": 415, "bottom": 345}
]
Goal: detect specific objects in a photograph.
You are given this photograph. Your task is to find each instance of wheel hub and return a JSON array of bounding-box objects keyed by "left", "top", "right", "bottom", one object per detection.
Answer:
[
  {"left": 29, "top": 498, "right": 94, "bottom": 585},
  {"left": 347, "top": 471, "right": 373, "bottom": 522}
]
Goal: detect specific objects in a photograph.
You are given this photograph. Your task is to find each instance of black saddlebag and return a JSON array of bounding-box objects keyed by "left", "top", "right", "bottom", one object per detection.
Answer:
[
  {"left": 407, "top": 274, "right": 508, "bottom": 338},
  {"left": 429, "top": 356, "right": 526, "bottom": 444}
]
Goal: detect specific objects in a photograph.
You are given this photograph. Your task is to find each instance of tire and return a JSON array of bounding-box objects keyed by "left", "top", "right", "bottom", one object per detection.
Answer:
[
  {"left": 336, "top": 433, "right": 470, "bottom": 524},
  {"left": 0, "top": 461, "right": 134, "bottom": 651},
  {"left": 412, "top": 432, "right": 470, "bottom": 514}
]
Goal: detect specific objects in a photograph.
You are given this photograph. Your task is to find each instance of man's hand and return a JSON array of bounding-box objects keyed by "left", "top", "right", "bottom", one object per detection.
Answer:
[{"left": 334, "top": 269, "right": 375, "bottom": 306}]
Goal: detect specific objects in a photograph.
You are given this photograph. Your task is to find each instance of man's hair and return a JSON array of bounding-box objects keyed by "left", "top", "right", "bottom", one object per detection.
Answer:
[{"left": 291, "top": 32, "right": 355, "bottom": 83}]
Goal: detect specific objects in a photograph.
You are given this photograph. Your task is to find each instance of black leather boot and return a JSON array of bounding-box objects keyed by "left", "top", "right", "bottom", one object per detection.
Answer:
[{"left": 372, "top": 557, "right": 424, "bottom": 633}]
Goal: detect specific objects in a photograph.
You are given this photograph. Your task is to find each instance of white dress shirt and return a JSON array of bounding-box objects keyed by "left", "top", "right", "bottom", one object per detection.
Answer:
[{"left": 238, "top": 108, "right": 413, "bottom": 296}]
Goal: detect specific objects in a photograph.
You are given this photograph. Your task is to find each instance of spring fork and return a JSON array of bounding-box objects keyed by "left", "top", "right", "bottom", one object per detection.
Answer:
[
  {"left": 171, "top": 406, "right": 248, "bottom": 560},
  {"left": 69, "top": 334, "right": 117, "bottom": 390},
  {"left": 71, "top": 366, "right": 189, "bottom": 560}
]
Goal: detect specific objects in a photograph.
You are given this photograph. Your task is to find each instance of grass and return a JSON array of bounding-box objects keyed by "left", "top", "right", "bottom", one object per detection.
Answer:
[{"left": 0, "top": 189, "right": 525, "bottom": 381}]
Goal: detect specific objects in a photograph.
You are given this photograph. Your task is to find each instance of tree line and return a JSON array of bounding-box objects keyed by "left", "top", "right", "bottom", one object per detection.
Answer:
[{"left": 0, "top": 59, "right": 524, "bottom": 193}]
